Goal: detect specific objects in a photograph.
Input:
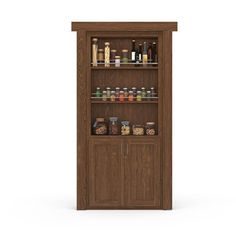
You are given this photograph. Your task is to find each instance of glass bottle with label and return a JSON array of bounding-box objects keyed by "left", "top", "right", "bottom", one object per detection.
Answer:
[
  {"left": 92, "top": 38, "right": 98, "bottom": 67},
  {"left": 104, "top": 42, "right": 110, "bottom": 67},
  {"left": 131, "top": 40, "right": 136, "bottom": 63},
  {"left": 138, "top": 44, "right": 142, "bottom": 63},
  {"left": 148, "top": 42, "right": 153, "bottom": 63},
  {"left": 142, "top": 42, "right": 148, "bottom": 66}
]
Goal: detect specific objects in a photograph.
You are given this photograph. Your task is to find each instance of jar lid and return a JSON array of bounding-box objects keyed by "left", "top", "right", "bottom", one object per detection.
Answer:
[
  {"left": 96, "top": 118, "right": 105, "bottom": 122},
  {"left": 98, "top": 49, "right": 104, "bottom": 52},
  {"left": 121, "top": 120, "right": 130, "bottom": 125},
  {"left": 105, "top": 42, "right": 110, "bottom": 45},
  {"left": 137, "top": 91, "right": 141, "bottom": 93},
  {"left": 147, "top": 91, "right": 151, "bottom": 93},
  {"left": 111, "top": 91, "right": 115, "bottom": 93},
  {"left": 120, "top": 91, "right": 124, "bottom": 93},
  {"left": 123, "top": 87, "right": 128, "bottom": 90},
  {"left": 122, "top": 49, "right": 128, "bottom": 52},
  {"left": 115, "top": 56, "right": 120, "bottom": 59},
  {"left": 102, "top": 90, "right": 107, "bottom": 93},
  {"left": 111, "top": 49, "right": 117, "bottom": 52},
  {"left": 146, "top": 122, "right": 155, "bottom": 125},
  {"left": 141, "top": 87, "right": 145, "bottom": 90},
  {"left": 150, "top": 87, "right": 155, "bottom": 90},
  {"left": 132, "top": 87, "right": 137, "bottom": 89},
  {"left": 96, "top": 87, "right": 100, "bottom": 90},
  {"left": 92, "top": 38, "right": 98, "bottom": 42},
  {"left": 106, "top": 87, "right": 111, "bottom": 90},
  {"left": 109, "top": 117, "right": 118, "bottom": 121},
  {"left": 129, "top": 91, "right": 133, "bottom": 93},
  {"left": 115, "top": 87, "right": 120, "bottom": 90}
]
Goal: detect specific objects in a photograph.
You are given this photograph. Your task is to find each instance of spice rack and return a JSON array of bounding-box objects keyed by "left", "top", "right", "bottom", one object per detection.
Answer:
[{"left": 72, "top": 22, "right": 177, "bottom": 210}]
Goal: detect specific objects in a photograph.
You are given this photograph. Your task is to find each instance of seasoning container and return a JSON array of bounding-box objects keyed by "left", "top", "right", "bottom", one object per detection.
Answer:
[
  {"left": 128, "top": 91, "right": 134, "bottom": 102},
  {"left": 150, "top": 87, "right": 156, "bottom": 100},
  {"left": 115, "top": 87, "right": 120, "bottom": 99},
  {"left": 145, "top": 122, "right": 156, "bottom": 135},
  {"left": 123, "top": 88, "right": 128, "bottom": 99},
  {"left": 121, "top": 121, "right": 130, "bottom": 135},
  {"left": 92, "top": 38, "right": 98, "bottom": 67},
  {"left": 146, "top": 91, "right": 151, "bottom": 101},
  {"left": 119, "top": 91, "right": 125, "bottom": 102},
  {"left": 115, "top": 56, "right": 120, "bottom": 67},
  {"left": 109, "top": 117, "right": 119, "bottom": 135},
  {"left": 104, "top": 42, "right": 110, "bottom": 67},
  {"left": 102, "top": 91, "right": 107, "bottom": 101},
  {"left": 110, "top": 91, "right": 116, "bottom": 102},
  {"left": 136, "top": 91, "right": 142, "bottom": 101},
  {"left": 106, "top": 87, "right": 111, "bottom": 98},
  {"left": 132, "top": 124, "right": 145, "bottom": 135},
  {"left": 98, "top": 49, "right": 104, "bottom": 63},
  {"left": 110, "top": 49, "right": 117, "bottom": 63},
  {"left": 141, "top": 87, "right": 146, "bottom": 98},
  {"left": 93, "top": 118, "right": 108, "bottom": 135},
  {"left": 132, "top": 87, "right": 137, "bottom": 97},
  {"left": 122, "top": 49, "right": 129, "bottom": 64},
  {"left": 95, "top": 87, "right": 101, "bottom": 98}
]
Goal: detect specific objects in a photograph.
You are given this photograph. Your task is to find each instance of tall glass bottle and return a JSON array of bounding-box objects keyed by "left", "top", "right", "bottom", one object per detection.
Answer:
[
  {"left": 142, "top": 42, "right": 148, "bottom": 66},
  {"left": 131, "top": 40, "right": 136, "bottom": 63},
  {"left": 147, "top": 42, "right": 153, "bottom": 63},
  {"left": 104, "top": 42, "right": 110, "bottom": 67},
  {"left": 152, "top": 42, "right": 157, "bottom": 64},
  {"left": 138, "top": 44, "right": 142, "bottom": 63},
  {"left": 92, "top": 38, "right": 98, "bottom": 67}
]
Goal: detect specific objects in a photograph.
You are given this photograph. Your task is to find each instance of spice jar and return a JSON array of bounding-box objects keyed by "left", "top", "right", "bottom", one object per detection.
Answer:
[
  {"left": 93, "top": 118, "right": 108, "bottom": 135},
  {"left": 122, "top": 49, "right": 129, "bottom": 64},
  {"left": 150, "top": 87, "right": 156, "bottom": 100},
  {"left": 102, "top": 91, "right": 107, "bottom": 101},
  {"left": 132, "top": 87, "right": 137, "bottom": 97},
  {"left": 145, "top": 122, "right": 156, "bottom": 135},
  {"left": 104, "top": 42, "right": 110, "bottom": 67},
  {"left": 95, "top": 87, "right": 101, "bottom": 98},
  {"left": 119, "top": 91, "right": 125, "bottom": 102},
  {"left": 106, "top": 87, "right": 111, "bottom": 98},
  {"left": 110, "top": 91, "right": 116, "bottom": 102},
  {"left": 146, "top": 91, "right": 151, "bottom": 101},
  {"left": 132, "top": 124, "right": 144, "bottom": 135},
  {"left": 136, "top": 91, "right": 142, "bottom": 101},
  {"left": 110, "top": 49, "right": 117, "bottom": 63},
  {"left": 109, "top": 117, "right": 119, "bottom": 135},
  {"left": 141, "top": 87, "right": 146, "bottom": 98},
  {"left": 92, "top": 38, "right": 98, "bottom": 67},
  {"left": 98, "top": 49, "right": 104, "bottom": 63},
  {"left": 121, "top": 121, "right": 130, "bottom": 135},
  {"left": 123, "top": 88, "right": 128, "bottom": 99},
  {"left": 115, "top": 87, "right": 120, "bottom": 99},
  {"left": 115, "top": 56, "right": 120, "bottom": 67},
  {"left": 128, "top": 91, "right": 134, "bottom": 101}
]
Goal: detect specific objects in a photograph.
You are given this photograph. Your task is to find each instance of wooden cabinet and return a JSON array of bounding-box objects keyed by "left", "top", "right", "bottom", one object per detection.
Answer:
[{"left": 72, "top": 22, "right": 177, "bottom": 210}]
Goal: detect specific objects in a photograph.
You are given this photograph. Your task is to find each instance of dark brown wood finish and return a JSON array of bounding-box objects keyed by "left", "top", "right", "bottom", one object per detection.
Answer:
[{"left": 72, "top": 22, "right": 177, "bottom": 210}]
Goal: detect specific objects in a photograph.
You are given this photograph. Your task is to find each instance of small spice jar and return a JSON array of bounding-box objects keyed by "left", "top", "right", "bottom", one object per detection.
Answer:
[
  {"left": 115, "top": 87, "right": 120, "bottom": 99},
  {"left": 128, "top": 91, "right": 134, "bottom": 102},
  {"left": 98, "top": 49, "right": 104, "bottom": 63},
  {"left": 93, "top": 118, "right": 108, "bottom": 135},
  {"left": 146, "top": 91, "right": 151, "bottom": 101},
  {"left": 109, "top": 117, "right": 119, "bottom": 135},
  {"left": 121, "top": 121, "right": 130, "bottom": 135},
  {"left": 106, "top": 87, "right": 111, "bottom": 98},
  {"left": 115, "top": 56, "right": 120, "bottom": 67},
  {"left": 122, "top": 49, "right": 129, "bottom": 64},
  {"left": 150, "top": 87, "right": 156, "bottom": 100},
  {"left": 145, "top": 122, "right": 156, "bottom": 135},
  {"left": 95, "top": 87, "right": 101, "bottom": 98},
  {"left": 123, "top": 88, "right": 128, "bottom": 99},
  {"left": 119, "top": 91, "right": 125, "bottom": 102},
  {"left": 132, "top": 124, "right": 145, "bottom": 136},
  {"left": 136, "top": 91, "right": 142, "bottom": 101},
  {"left": 110, "top": 91, "right": 116, "bottom": 102},
  {"left": 102, "top": 91, "right": 107, "bottom": 101},
  {"left": 132, "top": 87, "right": 137, "bottom": 97},
  {"left": 141, "top": 87, "right": 146, "bottom": 98},
  {"left": 110, "top": 49, "right": 117, "bottom": 63},
  {"left": 104, "top": 42, "right": 110, "bottom": 67}
]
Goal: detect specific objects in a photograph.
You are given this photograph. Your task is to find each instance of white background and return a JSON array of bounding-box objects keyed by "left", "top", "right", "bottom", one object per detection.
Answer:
[{"left": 0, "top": 0, "right": 236, "bottom": 235}]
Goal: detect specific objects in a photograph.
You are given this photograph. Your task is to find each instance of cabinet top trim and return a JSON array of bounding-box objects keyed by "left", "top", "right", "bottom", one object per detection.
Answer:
[{"left": 71, "top": 22, "right": 178, "bottom": 32}]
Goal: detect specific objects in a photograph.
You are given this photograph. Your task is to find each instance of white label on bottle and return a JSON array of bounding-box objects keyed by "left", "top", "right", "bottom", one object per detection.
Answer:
[{"left": 131, "top": 52, "right": 135, "bottom": 61}]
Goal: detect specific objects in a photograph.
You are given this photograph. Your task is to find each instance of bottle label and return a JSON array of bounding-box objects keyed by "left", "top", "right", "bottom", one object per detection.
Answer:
[{"left": 131, "top": 52, "right": 135, "bottom": 61}]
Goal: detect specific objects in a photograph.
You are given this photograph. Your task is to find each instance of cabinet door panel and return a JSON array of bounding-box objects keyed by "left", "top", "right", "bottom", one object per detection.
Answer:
[
  {"left": 125, "top": 139, "right": 161, "bottom": 207},
  {"left": 88, "top": 139, "right": 123, "bottom": 207}
]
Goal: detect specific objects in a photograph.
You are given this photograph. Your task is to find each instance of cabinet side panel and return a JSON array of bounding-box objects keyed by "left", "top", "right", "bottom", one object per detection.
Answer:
[
  {"left": 77, "top": 30, "right": 87, "bottom": 210},
  {"left": 162, "top": 31, "right": 172, "bottom": 210}
]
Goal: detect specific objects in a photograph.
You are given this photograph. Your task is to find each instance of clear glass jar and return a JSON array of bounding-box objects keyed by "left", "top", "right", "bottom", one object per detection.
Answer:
[
  {"left": 141, "top": 87, "right": 146, "bottom": 98},
  {"left": 145, "top": 122, "right": 156, "bottom": 135},
  {"left": 119, "top": 91, "right": 125, "bottom": 102},
  {"left": 123, "top": 88, "right": 128, "bottom": 99},
  {"left": 121, "top": 121, "right": 130, "bottom": 135},
  {"left": 93, "top": 118, "right": 108, "bottom": 135},
  {"left": 128, "top": 91, "right": 134, "bottom": 102},
  {"left": 132, "top": 124, "right": 144, "bottom": 135},
  {"left": 122, "top": 49, "right": 129, "bottom": 64},
  {"left": 146, "top": 91, "right": 151, "bottom": 101},
  {"left": 104, "top": 42, "right": 110, "bottom": 67},
  {"left": 136, "top": 91, "right": 142, "bottom": 101},
  {"left": 106, "top": 87, "right": 111, "bottom": 98},
  {"left": 110, "top": 49, "right": 117, "bottom": 63},
  {"left": 95, "top": 87, "right": 101, "bottom": 98},
  {"left": 109, "top": 117, "right": 119, "bottom": 135},
  {"left": 150, "top": 87, "right": 156, "bottom": 100},
  {"left": 132, "top": 87, "right": 137, "bottom": 97},
  {"left": 110, "top": 91, "right": 116, "bottom": 102},
  {"left": 115, "top": 87, "right": 120, "bottom": 99},
  {"left": 98, "top": 49, "right": 104, "bottom": 63},
  {"left": 115, "top": 56, "right": 120, "bottom": 67},
  {"left": 102, "top": 91, "right": 107, "bottom": 101}
]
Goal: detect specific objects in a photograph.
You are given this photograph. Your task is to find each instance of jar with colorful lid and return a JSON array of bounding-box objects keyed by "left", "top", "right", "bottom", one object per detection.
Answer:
[
  {"left": 145, "top": 122, "right": 156, "bottom": 135},
  {"left": 109, "top": 117, "right": 119, "bottom": 135},
  {"left": 93, "top": 118, "right": 108, "bottom": 135}
]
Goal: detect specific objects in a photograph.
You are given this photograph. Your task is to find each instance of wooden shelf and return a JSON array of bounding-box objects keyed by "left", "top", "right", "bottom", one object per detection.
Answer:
[
  {"left": 90, "top": 135, "right": 159, "bottom": 138},
  {"left": 91, "top": 66, "right": 158, "bottom": 70},
  {"left": 91, "top": 100, "right": 158, "bottom": 104}
]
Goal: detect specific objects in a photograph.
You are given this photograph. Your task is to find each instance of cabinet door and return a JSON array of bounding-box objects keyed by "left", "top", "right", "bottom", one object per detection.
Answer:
[
  {"left": 125, "top": 139, "right": 161, "bottom": 208},
  {"left": 88, "top": 139, "right": 123, "bottom": 208}
]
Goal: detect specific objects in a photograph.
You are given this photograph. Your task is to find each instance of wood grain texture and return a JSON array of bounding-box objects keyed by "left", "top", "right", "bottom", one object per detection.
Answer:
[
  {"left": 72, "top": 22, "right": 177, "bottom": 32},
  {"left": 162, "top": 31, "right": 173, "bottom": 210},
  {"left": 77, "top": 30, "right": 87, "bottom": 210}
]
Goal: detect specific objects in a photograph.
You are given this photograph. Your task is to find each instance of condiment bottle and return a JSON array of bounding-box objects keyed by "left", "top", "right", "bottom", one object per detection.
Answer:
[
  {"left": 98, "top": 49, "right": 104, "bottom": 63},
  {"left": 141, "top": 87, "right": 146, "bottom": 98},
  {"left": 119, "top": 91, "right": 125, "bottom": 102},
  {"left": 123, "top": 88, "right": 128, "bottom": 99},
  {"left": 102, "top": 91, "right": 107, "bottom": 101},
  {"left": 147, "top": 42, "right": 153, "bottom": 63},
  {"left": 115, "top": 87, "right": 120, "bottom": 99},
  {"left": 150, "top": 87, "right": 156, "bottom": 100},
  {"left": 122, "top": 49, "right": 129, "bottom": 64},
  {"left": 92, "top": 38, "right": 98, "bottom": 67},
  {"left": 106, "top": 87, "right": 111, "bottom": 98},
  {"left": 110, "top": 49, "right": 117, "bottom": 63},
  {"left": 136, "top": 91, "right": 142, "bottom": 101},
  {"left": 142, "top": 42, "right": 148, "bottom": 66},
  {"left": 146, "top": 91, "right": 151, "bottom": 101},
  {"left": 132, "top": 87, "right": 137, "bottom": 97},
  {"left": 104, "top": 42, "right": 110, "bottom": 67},
  {"left": 128, "top": 91, "right": 134, "bottom": 102},
  {"left": 95, "top": 87, "right": 101, "bottom": 98},
  {"left": 115, "top": 56, "right": 120, "bottom": 67},
  {"left": 110, "top": 91, "right": 116, "bottom": 102}
]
